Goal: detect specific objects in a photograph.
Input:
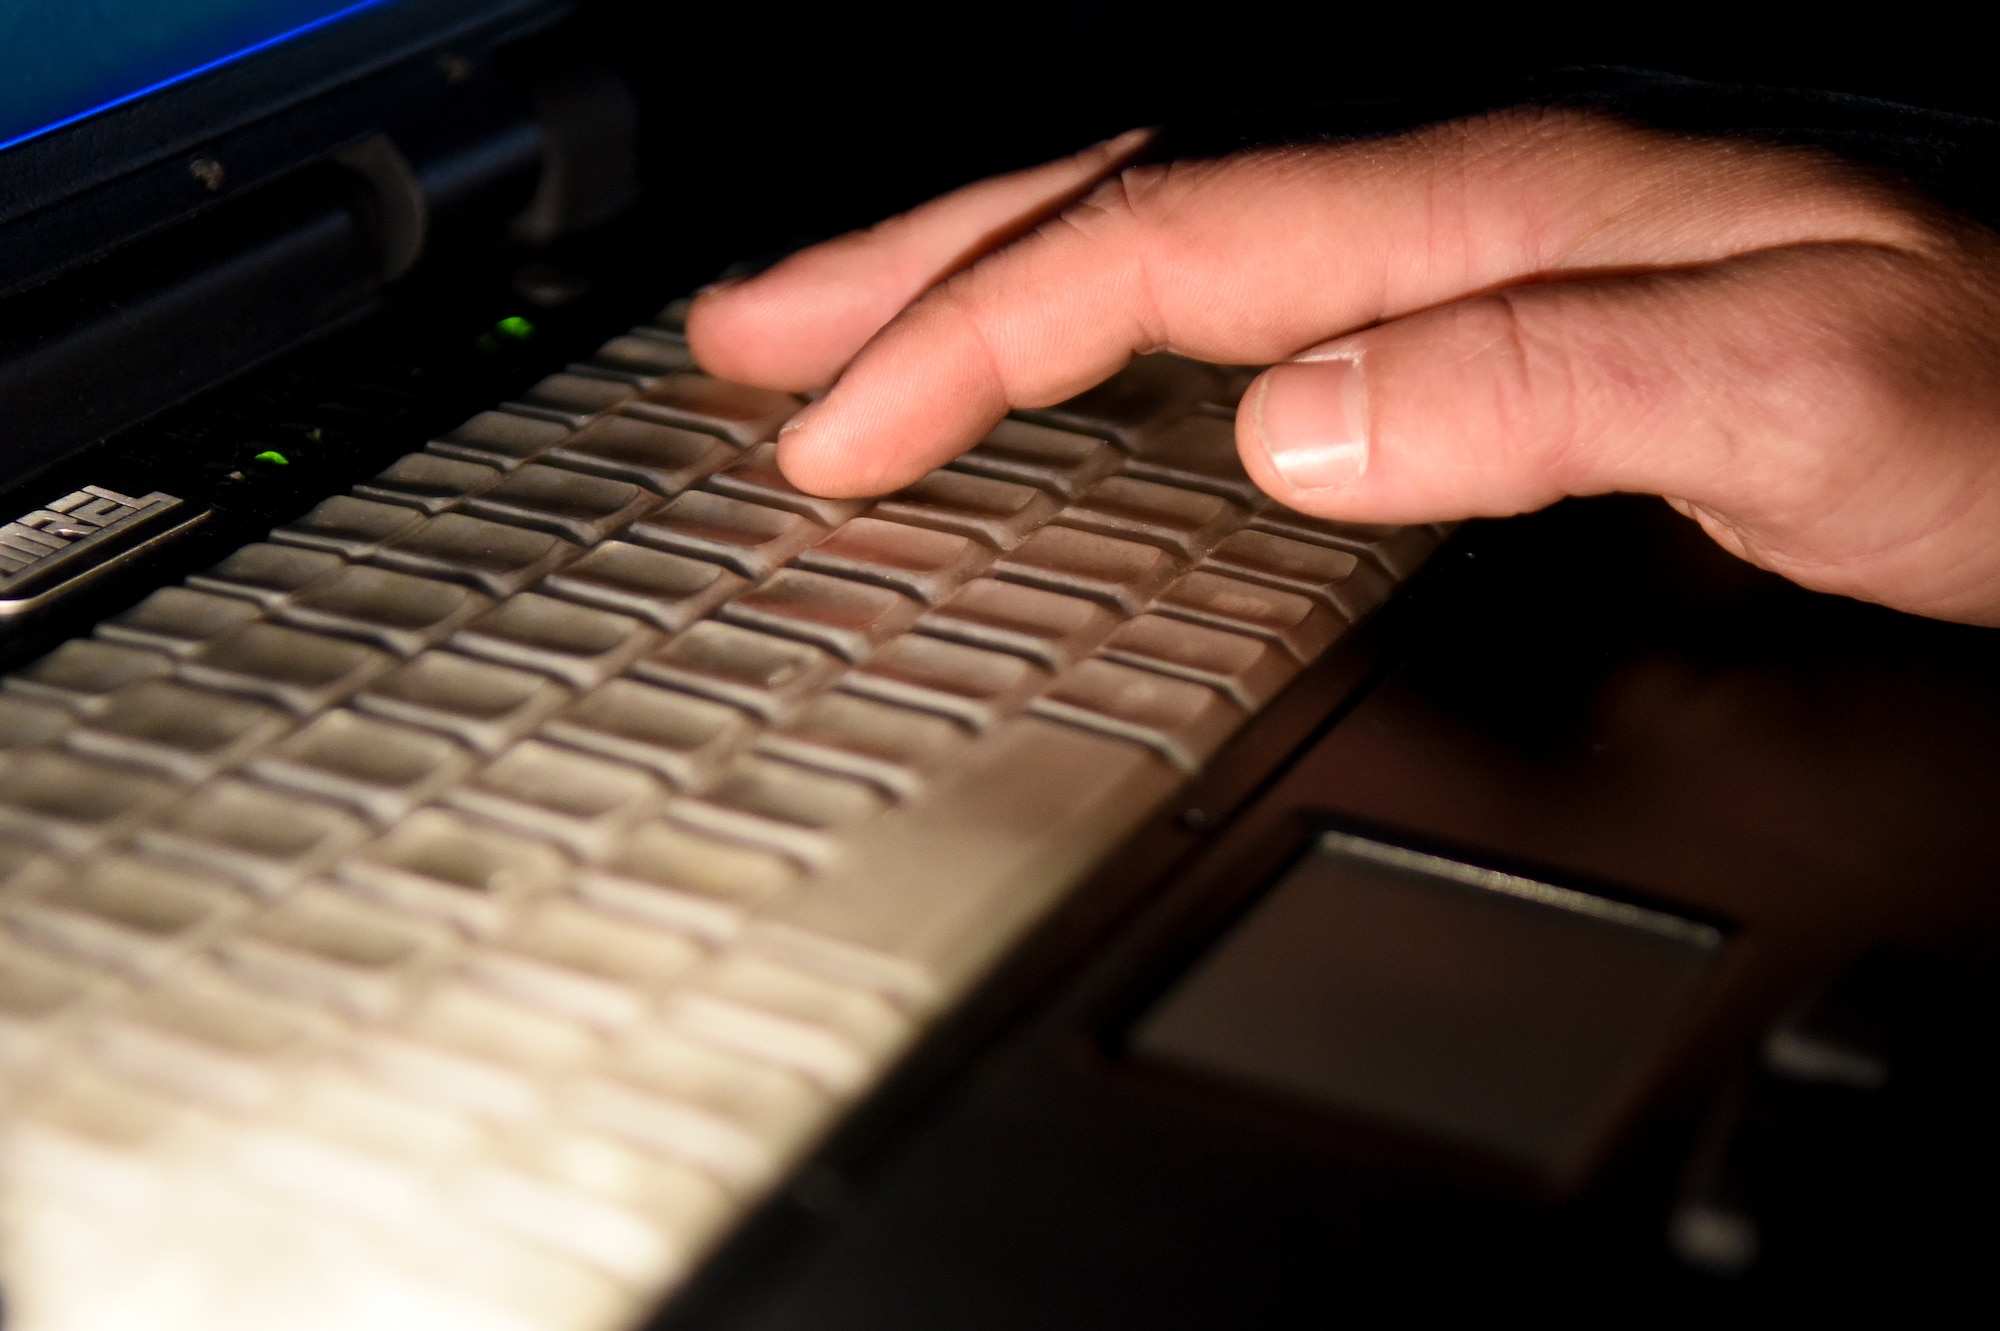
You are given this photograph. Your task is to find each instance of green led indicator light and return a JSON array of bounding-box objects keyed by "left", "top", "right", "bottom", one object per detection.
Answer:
[
  {"left": 496, "top": 315, "right": 535, "bottom": 340},
  {"left": 252, "top": 450, "right": 290, "bottom": 466}
]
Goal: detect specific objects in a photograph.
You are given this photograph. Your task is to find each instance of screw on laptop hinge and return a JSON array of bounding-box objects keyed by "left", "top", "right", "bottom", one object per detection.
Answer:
[{"left": 189, "top": 157, "right": 226, "bottom": 192}]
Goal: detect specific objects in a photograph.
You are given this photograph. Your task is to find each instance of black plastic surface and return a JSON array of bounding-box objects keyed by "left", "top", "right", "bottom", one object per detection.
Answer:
[
  {"left": 1133, "top": 832, "right": 1720, "bottom": 1185},
  {"left": 0, "top": 0, "right": 560, "bottom": 297},
  {"left": 653, "top": 499, "right": 2000, "bottom": 1327}
]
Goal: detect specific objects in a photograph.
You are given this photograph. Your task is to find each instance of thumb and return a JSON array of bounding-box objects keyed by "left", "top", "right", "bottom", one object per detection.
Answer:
[
  {"left": 1233, "top": 244, "right": 2000, "bottom": 622},
  {"left": 1236, "top": 248, "right": 1910, "bottom": 528}
]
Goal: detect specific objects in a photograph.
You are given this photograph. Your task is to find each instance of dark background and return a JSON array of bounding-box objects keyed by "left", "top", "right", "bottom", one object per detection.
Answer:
[{"left": 569, "top": 0, "right": 1998, "bottom": 269}]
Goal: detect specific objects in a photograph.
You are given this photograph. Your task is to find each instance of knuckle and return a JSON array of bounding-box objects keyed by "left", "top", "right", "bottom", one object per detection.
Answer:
[
  {"left": 1436, "top": 291, "right": 1587, "bottom": 486},
  {"left": 1054, "top": 165, "right": 1153, "bottom": 239}
]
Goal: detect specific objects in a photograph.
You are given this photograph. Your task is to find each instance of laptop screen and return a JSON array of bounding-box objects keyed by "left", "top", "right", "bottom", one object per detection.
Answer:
[{"left": 0, "top": 0, "right": 405, "bottom": 153}]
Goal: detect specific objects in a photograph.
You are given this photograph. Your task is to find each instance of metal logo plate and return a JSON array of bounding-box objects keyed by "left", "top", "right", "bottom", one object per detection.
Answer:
[{"left": 0, "top": 485, "right": 203, "bottom": 616}]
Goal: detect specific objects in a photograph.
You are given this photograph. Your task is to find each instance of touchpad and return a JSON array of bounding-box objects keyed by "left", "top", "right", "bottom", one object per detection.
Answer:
[{"left": 1131, "top": 832, "right": 1721, "bottom": 1184}]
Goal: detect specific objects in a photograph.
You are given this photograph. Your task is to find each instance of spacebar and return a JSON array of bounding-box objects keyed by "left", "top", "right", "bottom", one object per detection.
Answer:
[{"left": 745, "top": 717, "right": 1184, "bottom": 1011}]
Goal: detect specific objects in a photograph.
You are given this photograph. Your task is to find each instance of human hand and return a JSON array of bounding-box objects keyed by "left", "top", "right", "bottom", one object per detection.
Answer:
[{"left": 687, "top": 109, "right": 2000, "bottom": 625}]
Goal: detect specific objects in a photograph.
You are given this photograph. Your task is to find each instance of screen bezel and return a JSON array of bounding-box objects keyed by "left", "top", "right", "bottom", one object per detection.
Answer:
[{"left": 0, "top": 0, "right": 559, "bottom": 297}]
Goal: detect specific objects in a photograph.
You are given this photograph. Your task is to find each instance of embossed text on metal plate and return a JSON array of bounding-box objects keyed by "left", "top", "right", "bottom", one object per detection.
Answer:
[{"left": 0, "top": 486, "right": 206, "bottom": 617}]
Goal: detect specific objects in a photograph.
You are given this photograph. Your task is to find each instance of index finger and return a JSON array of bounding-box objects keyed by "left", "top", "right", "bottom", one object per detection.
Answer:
[
  {"left": 770, "top": 108, "right": 1928, "bottom": 496},
  {"left": 685, "top": 128, "right": 1155, "bottom": 392}
]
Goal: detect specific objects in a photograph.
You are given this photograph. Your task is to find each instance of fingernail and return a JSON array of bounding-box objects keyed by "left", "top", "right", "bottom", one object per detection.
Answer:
[
  {"left": 694, "top": 274, "right": 747, "bottom": 299},
  {"left": 1253, "top": 350, "right": 1369, "bottom": 492},
  {"left": 1097, "top": 127, "right": 1157, "bottom": 159},
  {"left": 777, "top": 397, "right": 820, "bottom": 439}
]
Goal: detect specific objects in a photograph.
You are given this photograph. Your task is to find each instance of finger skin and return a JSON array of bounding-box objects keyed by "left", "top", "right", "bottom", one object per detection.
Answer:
[
  {"left": 1232, "top": 239, "right": 2000, "bottom": 623},
  {"left": 771, "top": 108, "right": 1939, "bottom": 498},
  {"left": 685, "top": 128, "right": 1154, "bottom": 392},
  {"left": 697, "top": 105, "right": 2000, "bottom": 623}
]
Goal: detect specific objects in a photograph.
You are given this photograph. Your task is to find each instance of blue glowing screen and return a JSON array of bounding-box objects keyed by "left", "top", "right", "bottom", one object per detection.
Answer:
[{"left": 0, "top": 0, "right": 403, "bottom": 154}]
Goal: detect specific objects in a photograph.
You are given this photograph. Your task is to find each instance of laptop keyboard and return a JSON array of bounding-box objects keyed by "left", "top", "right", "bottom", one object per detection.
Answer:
[{"left": 0, "top": 305, "right": 1443, "bottom": 1331}]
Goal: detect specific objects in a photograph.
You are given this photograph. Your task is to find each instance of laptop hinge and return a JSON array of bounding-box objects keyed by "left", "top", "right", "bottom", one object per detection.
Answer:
[{"left": 0, "top": 66, "right": 548, "bottom": 486}]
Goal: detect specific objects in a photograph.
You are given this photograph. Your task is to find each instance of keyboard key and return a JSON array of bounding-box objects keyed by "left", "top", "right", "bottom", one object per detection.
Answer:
[
  {"left": 796, "top": 517, "right": 994, "bottom": 603},
  {"left": 747, "top": 717, "right": 1179, "bottom": 1007},
  {"left": 455, "top": 1137, "right": 727, "bottom": 1286},
  {"left": 626, "top": 373, "right": 802, "bottom": 449},
  {"left": 374, "top": 512, "right": 579, "bottom": 597},
  {"left": 588, "top": 333, "right": 697, "bottom": 379},
  {"left": 356, "top": 1028, "right": 547, "bottom": 1121},
  {"left": 0, "top": 938, "right": 104, "bottom": 1063},
  {"left": 651, "top": 298, "right": 691, "bottom": 334},
  {"left": 668, "top": 955, "right": 912, "bottom": 1094},
  {"left": 1058, "top": 475, "right": 1246, "bottom": 559},
  {"left": 993, "top": 524, "right": 1181, "bottom": 613},
  {"left": 541, "top": 541, "right": 746, "bottom": 632},
  {"left": 462, "top": 464, "right": 657, "bottom": 545},
  {"left": 353, "top": 453, "right": 501, "bottom": 514},
  {"left": 1098, "top": 614, "right": 1299, "bottom": 709},
  {"left": 354, "top": 651, "right": 571, "bottom": 755},
  {"left": 515, "top": 371, "right": 637, "bottom": 424},
  {"left": 542, "top": 679, "right": 752, "bottom": 787},
  {"left": 179, "top": 622, "right": 394, "bottom": 713},
  {"left": 547, "top": 416, "right": 737, "bottom": 495},
  {"left": 342, "top": 809, "right": 570, "bottom": 935},
  {"left": 719, "top": 569, "right": 922, "bottom": 661},
  {"left": 1017, "top": 353, "right": 1221, "bottom": 448},
  {"left": 576, "top": 821, "right": 801, "bottom": 941},
  {"left": 429, "top": 410, "right": 570, "bottom": 470},
  {"left": 216, "top": 885, "right": 449, "bottom": 1018},
  {"left": 870, "top": 470, "right": 1059, "bottom": 549},
  {"left": 844, "top": 635, "right": 1048, "bottom": 730},
  {"left": 571, "top": 1031, "right": 830, "bottom": 1191},
  {"left": 564, "top": 359, "right": 656, "bottom": 390},
  {"left": 0, "top": 694, "right": 71, "bottom": 748},
  {"left": 66, "top": 680, "right": 292, "bottom": 780},
  {"left": 276, "top": 564, "right": 492, "bottom": 656},
  {"left": 1205, "top": 363, "right": 1261, "bottom": 412},
  {"left": 7, "top": 1066, "right": 184, "bottom": 1210},
  {"left": 447, "top": 740, "right": 664, "bottom": 859},
  {"left": 7, "top": 855, "right": 242, "bottom": 978},
  {"left": 1031, "top": 658, "right": 1243, "bottom": 771},
  {"left": 670, "top": 755, "right": 889, "bottom": 864},
  {"left": 5, "top": 639, "right": 172, "bottom": 711},
  {"left": 0, "top": 835, "right": 61, "bottom": 895},
  {"left": 135, "top": 779, "right": 370, "bottom": 896},
  {"left": 0, "top": 750, "right": 180, "bottom": 853},
  {"left": 1248, "top": 510, "right": 1442, "bottom": 579},
  {"left": 1153, "top": 569, "right": 1343, "bottom": 662},
  {"left": 187, "top": 541, "right": 343, "bottom": 607},
  {"left": 276, "top": 1063, "right": 490, "bottom": 1167},
  {"left": 401, "top": 979, "right": 601, "bottom": 1075},
  {"left": 0, "top": 841, "right": 64, "bottom": 906},
  {"left": 271, "top": 495, "right": 422, "bottom": 558},
  {"left": 629, "top": 490, "right": 826, "bottom": 580},
  {"left": 88, "top": 966, "right": 325, "bottom": 1110},
  {"left": 97, "top": 586, "right": 262, "bottom": 655},
  {"left": 757, "top": 692, "right": 968, "bottom": 797},
  {"left": 916, "top": 577, "right": 1120, "bottom": 669},
  {"left": 468, "top": 899, "right": 705, "bottom": 1030},
  {"left": 633, "top": 621, "right": 840, "bottom": 720},
  {"left": 703, "top": 443, "right": 867, "bottom": 526},
  {"left": 951, "top": 418, "right": 1118, "bottom": 500},
  {"left": 450, "top": 1164, "right": 669, "bottom": 1288},
  {"left": 1121, "top": 412, "right": 1266, "bottom": 506},
  {"left": 450, "top": 593, "right": 656, "bottom": 689},
  {"left": 247, "top": 709, "right": 474, "bottom": 824},
  {"left": 1202, "top": 528, "right": 1396, "bottom": 621}
]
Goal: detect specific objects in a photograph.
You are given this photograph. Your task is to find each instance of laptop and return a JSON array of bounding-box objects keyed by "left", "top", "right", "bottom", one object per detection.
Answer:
[{"left": 3, "top": 2, "right": 1997, "bottom": 1326}]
